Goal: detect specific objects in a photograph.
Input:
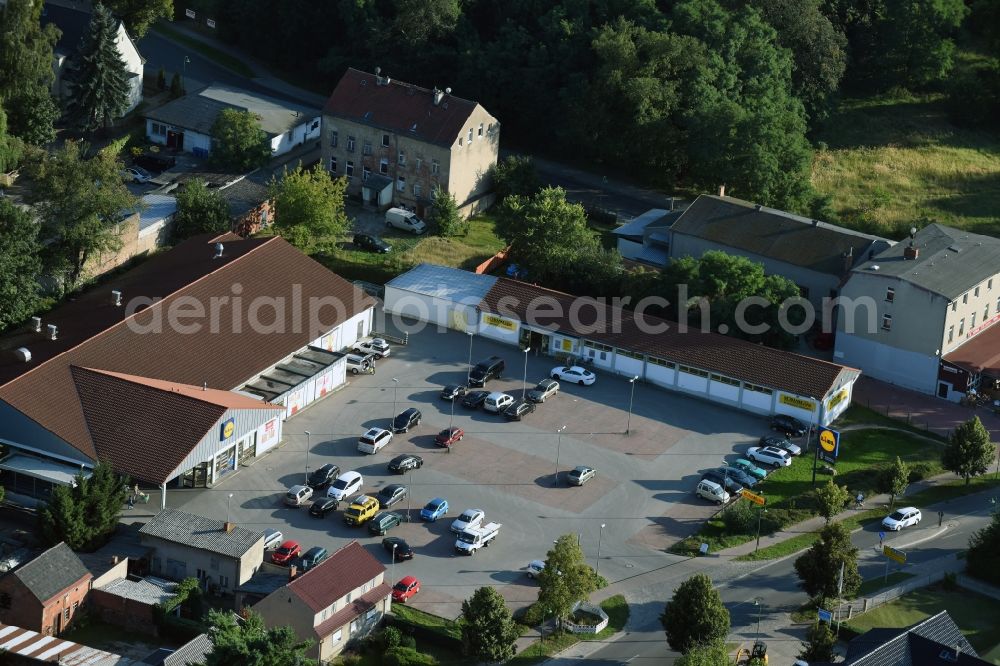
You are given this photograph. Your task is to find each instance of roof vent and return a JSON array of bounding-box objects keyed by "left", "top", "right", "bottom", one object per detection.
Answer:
[
  {"left": 948, "top": 245, "right": 961, "bottom": 253},
  {"left": 409, "top": 123, "right": 417, "bottom": 132},
  {"left": 111, "top": 290, "right": 123, "bottom": 307},
  {"left": 903, "top": 245, "right": 920, "bottom": 260},
  {"left": 445, "top": 87, "right": 452, "bottom": 95},
  {"left": 870, "top": 265, "right": 880, "bottom": 271},
  {"left": 213, "top": 242, "right": 224, "bottom": 259},
  {"left": 14, "top": 347, "right": 31, "bottom": 363},
  {"left": 47, "top": 324, "right": 58, "bottom": 340},
  {"left": 31, "top": 316, "right": 42, "bottom": 332},
  {"left": 432, "top": 87, "right": 444, "bottom": 106}
]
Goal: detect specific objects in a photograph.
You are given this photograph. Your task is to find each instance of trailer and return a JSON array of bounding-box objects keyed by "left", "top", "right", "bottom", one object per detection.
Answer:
[{"left": 455, "top": 522, "right": 501, "bottom": 554}]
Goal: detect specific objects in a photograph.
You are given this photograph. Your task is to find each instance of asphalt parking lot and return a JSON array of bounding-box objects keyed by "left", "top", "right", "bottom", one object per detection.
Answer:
[{"left": 168, "top": 328, "right": 773, "bottom": 617}]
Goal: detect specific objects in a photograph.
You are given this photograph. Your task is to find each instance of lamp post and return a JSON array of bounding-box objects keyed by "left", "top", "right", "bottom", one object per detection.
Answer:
[
  {"left": 466, "top": 332, "right": 474, "bottom": 386},
  {"left": 227, "top": 492, "right": 233, "bottom": 524},
  {"left": 182, "top": 55, "right": 190, "bottom": 76},
  {"left": 391, "top": 543, "right": 398, "bottom": 585},
  {"left": 754, "top": 598, "right": 763, "bottom": 641},
  {"left": 304, "top": 430, "right": 311, "bottom": 484},
  {"left": 755, "top": 495, "right": 766, "bottom": 553},
  {"left": 554, "top": 425, "right": 567, "bottom": 486},
  {"left": 390, "top": 378, "right": 399, "bottom": 430},
  {"left": 596, "top": 523, "right": 606, "bottom": 576},
  {"left": 521, "top": 347, "right": 531, "bottom": 399},
  {"left": 625, "top": 376, "right": 639, "bottom": 435}
]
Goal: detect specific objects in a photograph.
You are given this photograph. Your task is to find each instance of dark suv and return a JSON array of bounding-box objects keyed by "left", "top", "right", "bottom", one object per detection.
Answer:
[
  {"left": 353, "top": 234, "right": 391, "bottom": 254},
  {"left": 770, "top": 414, "right": 808, "bottom": 437},
  {"left": 701, "top": 469, "right": 744, "bottom": 495},
  {"left": 307, "top": 463, "right": 340, "bottom": 490},
  {"left": 468, "top": 356, "right": 505, "bottom": 387},
  {"left": 133, "top": 153, "right": 176, "bottom": 173},
  {"left": 393, "top": 408, "right": 422, "bottom": 433}
]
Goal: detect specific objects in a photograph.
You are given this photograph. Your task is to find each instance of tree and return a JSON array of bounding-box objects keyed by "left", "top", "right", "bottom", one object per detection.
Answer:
[
  {"left": 793, "top": 522, "right": 861, "bottom": 603},
  {"left": 800, "top": 621, "right": 836, "bottom": 662},
  {"left": 537, "top": 534, "right": 597, "bottom": 623},
  {"left": 461, "top": 585, "right": 519, "bottom": 663},
  {"left": 0, "top": 0, "right": 60, "bottom": 145},
  {"left": 27, "top": 140, "right": 138, "bottom": 293},
  {"left": 942, "top": 416, "right": 997, "bottom": 485},
  {"left": 269, "top": 165, "right": 349, "bottom": 251},
  {"left": 38, "top": 460, "right": 128, "bottom": 551},
  {"left": 102, "top": 0, "right": 174, "bottom": 39},
  {"left": 211, "top": 108, "right": 270, "bottom": 172},
  {"left": 490, "top": 155, "right": 541, "bottom": 202},
  {"left": 879, "top": 456, "right": 910, "bottom": 508},
  {"left": 967, "top": 509, "right": 1000, "bottom": 585},
  {"left": 660, "top": 573, "right": 730, "bottom": 653},
  {"left": 174, "top": 178, "right": 232, "bottom": 239},
  {"left": 203, "top": 608, "right": 315, "bottom": 666},
  {"left": 0, "top": 198, "right": 42, "bottom": 331},
  {"left": 67, "top": 3, "right": 132, "bottom": 132},
  {"left": 169, "top": 72, "right": 185, "bottom": 98},
  {"left": 156, "top": 66, "right": 166, "bottom": 91},
  {"left": 0, "top": 103, "right": 22, "bottom": 173},
  {"left": 813, "top": 480, "right": 850, "bottom": 523},
  {"left": 675, "top": 641, "right": 730, "bottom": 666},
  {"left": 429, "top": 186, "right": 464, "bottom": 236}
]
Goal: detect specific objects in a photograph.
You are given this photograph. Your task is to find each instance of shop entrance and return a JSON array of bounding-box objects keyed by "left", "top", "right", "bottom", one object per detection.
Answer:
[
  {"left": 181, "top": 462, "right": 209, "bottom": 488},
  {"left": 520, "top": 329, "right": 550, "bottom": 356},
  {"left": 215, "top": 447, "right": 236, "bottom": 480},
  {"left": 238, "top": 437, "right": 256, "bottom": 466}
]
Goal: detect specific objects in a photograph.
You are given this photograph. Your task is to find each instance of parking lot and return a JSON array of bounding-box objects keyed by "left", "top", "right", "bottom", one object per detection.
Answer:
[{"left": 168, "top": 328, "right": 772, "bottom": 617}]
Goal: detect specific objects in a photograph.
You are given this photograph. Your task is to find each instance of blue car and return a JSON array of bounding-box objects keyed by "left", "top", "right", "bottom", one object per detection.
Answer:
[{"left": 420, "top": 497, "right": 449, "bottom": 522}]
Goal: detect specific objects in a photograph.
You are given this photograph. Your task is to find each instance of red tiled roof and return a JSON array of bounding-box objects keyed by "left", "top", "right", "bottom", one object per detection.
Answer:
[
  {"left": 323, "top": 68, "right": 482, "bottom": 147},
  {"left": 288, "top": 541, "right": 385, "bottom": 613},
  {"left": 480, "top": 278, "right": 858, "bottom": 399},
  {"left": 313, "top": 583, "right": 391, "bottom": 639},
  {"left": 0, "top": 235, "right": 375, "bottom": 480},
  {"left": 943, "top": 322, "right": 1000, "bottom": 375}
]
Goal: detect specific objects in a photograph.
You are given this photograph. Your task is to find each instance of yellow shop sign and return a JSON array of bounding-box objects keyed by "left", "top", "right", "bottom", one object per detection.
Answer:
[
  {"left": 779, "top": 394, "right": 815, "bottom": 411},
  {"left": 483, "top": 314, "right": 517, "bottom": 331}
]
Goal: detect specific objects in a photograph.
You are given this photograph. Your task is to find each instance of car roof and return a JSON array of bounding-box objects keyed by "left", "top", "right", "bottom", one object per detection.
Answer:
[
  {"left": 398, "top": 575, "right": 418, "bottom": 585},
  {"left": 383, "top": 484, "right": 404, "bottom": 492},
  {"left": 700, "top": 479, "right": 723, "bottom": 489},
  {"left": 289, "top": 484, "right": 309, "bottom": 492},
  {"left": 264, "top": 528, "right": 280, "bottom": 535},
  {"left": 364, "top": 427, "right": 387, "bottom": 436},
  {"left": 352, "top": 494, "right": 374, "bottom": 503},
  {"left": 487, "top": 391, "right": 508, "bottom": 398},
  {"left": 761, "top": 446, "right": 787, "bottom": 455},
  {"left": 337, "top": 471, "right": 362, "bottom": 482},
  {"left": 428, "top": 497, "right": 446, "bottom": 505},
  {"left": 278, "top": 540, "right": 299, "bottom": 548},
  {"left": 401, "top": 407, "right": 419, "bottom": 416},
  {"left": 460, "top": 508, "right": 483, "bottom": 515},
  {"left": 898, "top": 506, "right": 919, "bottom": 512},
  {"left": 392, "top": 453, "right": 417, "bottom": 461},
  {"left": 529, "top": 559, "right": 545, "bottom": 568},
  {"left": 304, "top": 546, "right": 325, "bottom": 555},
  {"left": 572, "top": 465, "right": 591, "bottom": 472}
]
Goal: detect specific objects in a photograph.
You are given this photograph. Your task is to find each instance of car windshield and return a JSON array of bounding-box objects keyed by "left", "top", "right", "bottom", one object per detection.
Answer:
[
  {"left": 346, "top": 507, "right": 362, "bottom": 516},
  {"left": 332, "top": 479, "right": 348, "bottom": 489},
  {"left": 458, "top": 531, "right": 477, "bottom": 543},
  {"left": 459, "top": 512, "right": 476, "bottom": 522},
  {"left": 889, "top": 511, "right": 905, "bottom": 521},
  {"left": 277, "top": 546, "right": 293, "bottom": 554},
  {"left": 425, "top": 502, "right": 439, "bottom": 510},
  {"left": 393, "top": 582, "right": 409, "bottom": 592}
]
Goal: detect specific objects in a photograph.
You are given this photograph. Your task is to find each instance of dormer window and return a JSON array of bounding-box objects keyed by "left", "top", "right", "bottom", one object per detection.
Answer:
[
  {"left": 885, "top": 287, "right": 895, "bottom": 303},
  {"left": 881, "top": 314, "right": 892, "bottom": 331}
]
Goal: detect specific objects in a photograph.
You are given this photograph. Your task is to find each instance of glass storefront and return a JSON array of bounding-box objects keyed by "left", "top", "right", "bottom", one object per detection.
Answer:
[
  {"left": 181, "top": 461, "right": 209, "bottom": 488},
  {"left": 238, "top": 436, "right": 256, "bottom": 466},
  {"left": 215, "top": 447, "right": 236, "bottom": 479}
]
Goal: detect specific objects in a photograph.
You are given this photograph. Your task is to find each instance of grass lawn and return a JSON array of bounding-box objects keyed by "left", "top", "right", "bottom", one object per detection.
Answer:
[
  {"left": 845, "top": 586, "right": 1000, "bottom": 660},
  {"left": 390, "top": 604, "right": 463, "bottom": 642},
  {"left": 811, "top": 86, "right": 1000, "bottom": 239},
  {"left": 833, "top": 404, "right": 945, "bottom": 441},
  {"left": 151, "top": 22, "right": 256, "bottom": 78},
  {"left": 856, "top": 571, "right": 915, "bottom": 597},
  {"left": 509, "top": 595, "right": 630, "bottom": 665}
]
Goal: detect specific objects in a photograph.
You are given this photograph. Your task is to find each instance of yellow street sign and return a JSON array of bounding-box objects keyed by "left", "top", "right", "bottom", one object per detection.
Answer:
[
  {"left": 741, "top": 489, "right": 766, "bottom": 506},
  {"left": 820, "top": 429, "right": 837, "bottom": 453},
  {"left": 883, "top": 545, "right": 906, "bottom": 564}
]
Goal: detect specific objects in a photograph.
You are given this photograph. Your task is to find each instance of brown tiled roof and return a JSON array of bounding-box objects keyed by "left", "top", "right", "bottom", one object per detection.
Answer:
[
  {"left": 324, "top": 68, "right": 481, "bottom": 147},
  {"left": 480, "top": 278, "right": 858, "bottom": 399},
  {"left": 313, "top": 583, "right": 391, "bottom": 639},
  {"left": 943, "top": 322, "right": 1000, "bottom": 375},
  {"left": 0, "top": 235, "right": 375, "bottom": 480},
  {"left": 288, "top": 541, "right": 385, "bottom": 613}
]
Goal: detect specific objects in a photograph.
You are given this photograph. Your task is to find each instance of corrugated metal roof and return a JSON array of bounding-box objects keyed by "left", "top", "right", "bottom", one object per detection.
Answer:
[
  {"left": 139, "top": 509, "right": 264, "bottom": 559},
  {"left": 137, "top": 194, "right": 177, "bottom": 232},
  {"left": 162, "top": 633, "right": 212, "bottom": 666},
  {"left": 97, "top": 576, "right": 177, "bottom": 605},
  {"left": 386, "top": 262, "right": 497, "bottom": 306}
]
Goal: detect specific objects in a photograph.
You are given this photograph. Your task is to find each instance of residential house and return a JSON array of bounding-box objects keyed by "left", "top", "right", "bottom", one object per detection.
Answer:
[
  {"left": 836, "top": 224, "right": 1000, "bottom": 399},
  {"left": 254, "top": 541, "right": 391, "bottom": 661},
  {"left": 139, "top": 509, "right": 264, "bottom": 599},
  {"left": 42, "top": 3, "right": 144, "bottom": 114},
  {"left": 612, "top": 207, "right": 683, "bottom": 268},
  {"left": 668, "top": 192, "right": 894, "bottom": 312},
  {"left": 144, "top": 84, "right": 320, "bottom": 158},
  {"left": 322, "top": 68, "right": 499, "bottom": 217},
  {"left": 832, "top": 610, "right": 988, "bottom": 666},
  {"left": 0, "top": 542, "right": 92, "bottom": 635},
  {"left": 0, "top": 622, "right": 130, "bottom": 664}
]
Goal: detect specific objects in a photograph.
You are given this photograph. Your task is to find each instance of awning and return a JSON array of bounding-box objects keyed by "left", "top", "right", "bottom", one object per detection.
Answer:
[
  {"left": 0, "top": 454, "right": 90, "bottom": 486},
  {"left": 943, "top": 322, "right": 1000, "bottom": 375}
]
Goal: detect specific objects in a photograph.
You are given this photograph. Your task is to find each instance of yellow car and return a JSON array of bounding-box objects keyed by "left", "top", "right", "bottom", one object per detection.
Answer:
[{"left": 343, "top": 495, "right": 379, "bottom": 526}]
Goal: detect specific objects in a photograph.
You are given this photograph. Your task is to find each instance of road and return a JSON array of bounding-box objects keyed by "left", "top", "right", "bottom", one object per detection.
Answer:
[{"left": 551, "top": 489, "right": 997, "bottom": 665}]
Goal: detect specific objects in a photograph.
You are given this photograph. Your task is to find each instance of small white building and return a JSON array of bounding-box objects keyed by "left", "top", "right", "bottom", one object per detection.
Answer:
[{"left": 143, "top": 84, "right": 321, "bottom": 159}]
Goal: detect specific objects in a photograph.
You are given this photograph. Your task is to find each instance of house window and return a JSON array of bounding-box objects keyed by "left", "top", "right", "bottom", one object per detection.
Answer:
[
  {"left": 329, "top": 157, "right": 337, "bottom": 173},
  {"left": 415, "top": 157, "right": 422, "bottom": 170},
  {"left": 971, "top": 312, "right": 977, "bottom": 328},
  {"left": 468, "top": 128, "right": 473, "bottom": 143},
  {"left": 458, "top": 137, "right": 463, "bottom": 146},
  {"left": 345, "top": 161, "right": 354, "bottom": 177},
  {"left": 329, "top": 131, "right": 338, "bottom": 147},
  {"left": 397, "top": 176, "right": 406, "bottom": 192},
  {"left": 347, "top": 136, "right": 356, "bottom": 152},
  {"left": 219, "top": 575, "right": 229, "bottom": 588},
  {"left": 350, "top": 620, "right": 359, "bottom": 635},
  {"left": 990, "top": 279, "right": 994, "bottom": 290},
  {"left": 431, "top": 160, "right": 440, "bottom": 175},
  {"left": 363, "top": 166, "right": 371, "bottom": 181},
  {"left": 881, "top": 314, "right": 892, "bottom": 331},
  {"left": 959, "top": 318, "right": 965, "bottom": 336},
  {"left": 333, "top": 629, "right": 343, "bottom": 643},
  {"left": 366, "top": 607, "right": 378, "bottom": 620},
  {"left": 363, "top": 140, "right": 372, "bottom": 155},
  {"left": 963, "top": 293, "right": 968, "bottom": 304},
  {"left": 64, "top": 608, "right": 70, "bottom": 621},
  {"left": 952, "top": 301, "right": 957, "bottom": 312},
  {"left": 413, "top": 183, "right": 422, "bottom": 198},
  {"left": 150, "top": 122, "right": 167, "bottom": 136},
  {"left": 975, "top": 286, "right": 981, "bottom": 297},
  {"left": 72, "top": 601, "right": 79, "bottom": 614},
  {"left": 648, "top": 356, "right": 675, "bottom": 368},
  {"left": 382, "top": 134, "right": 390, "bottom": 147},
  {"left": 398, "top": 150, "right": 406, "bottom": 165},
  {"left": 885, "top": 287, "right": 895, "bottom": 303},
  {"left": 478, "top": 123, "right": 483, "bottom": 136},
  {"left": 986, "top": 304, "right": 991, "bottom": 320},
  {"left": 948, "top": 325, "right": 954, "bottom": 343},
  {"left": 379, "top": 158, "right": 388, "bottom": 175}
]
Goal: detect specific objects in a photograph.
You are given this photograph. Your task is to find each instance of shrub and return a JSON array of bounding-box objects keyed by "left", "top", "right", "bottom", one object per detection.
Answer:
[
  {"left": 722, "top": 499, "right": 756, "bottom": 534},
  {"left": 382, "top": 626, "right": 402, "bottom": 650},
  {"left": 399, "top": 634, "right": 417, "bottom": 649},
  {"left": 383, "top": 646, "right": 438, "bottom": 666},
  {"left": 518, "top": 603, "right": 545, "bottom": 628}
]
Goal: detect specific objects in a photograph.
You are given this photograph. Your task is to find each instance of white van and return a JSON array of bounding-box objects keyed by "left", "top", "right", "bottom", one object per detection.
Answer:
[
  {"left": 346, "top": 353, "right": 373, "bottom": 375},
  {"left": 385, "top": 207, "right": 427, "bottom": 235},
  {"left": 695, "top": 479, "right": 730, "bottom": 505},
  {"left": 484, "top": 392, "right": 514, "bottom": 413}
]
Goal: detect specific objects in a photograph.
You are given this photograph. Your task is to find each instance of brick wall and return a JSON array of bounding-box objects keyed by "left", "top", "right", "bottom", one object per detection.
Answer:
[
  {"left": 0, "top": 574, "right": 92, "bottom": 635},
  {"left": 88, "top": 588, "right": 159, "bottom": 636}
]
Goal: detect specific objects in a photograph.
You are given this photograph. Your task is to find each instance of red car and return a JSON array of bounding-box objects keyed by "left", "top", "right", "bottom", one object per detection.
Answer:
[
  {"left": 392, "top": 575, "right": 421, "bottom": 603},
  {"left": 435, "top": 427, "right": 464, "bottom": 447},
  {"left": 271, "top": 540, "right": 301, "bottom": 565}
]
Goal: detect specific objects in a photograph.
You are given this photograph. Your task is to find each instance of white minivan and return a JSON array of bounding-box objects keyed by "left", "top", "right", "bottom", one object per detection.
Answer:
[
  {"left": 484, "top": 392, "right": 514, "bottom": 413},
  {"left": 695, "top": 479, "right": 730, "bottom": 505},
  {"left": 385, "top": 207, "right": 427, "bottom": 235}
]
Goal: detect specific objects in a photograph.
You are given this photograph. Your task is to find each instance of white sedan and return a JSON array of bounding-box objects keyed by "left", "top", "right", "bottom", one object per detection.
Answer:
[
  {"left": 550, "top": 365, "right": 596, "bottom": 386},
  {"left": 746, "top": 446, "right": 792, "bottom": 467},
  {"left": 450, "top": 509, "right": 485, "bottom": 535},
  {"left": 882, "top": 507, "right": 922, "bottom": 531}
]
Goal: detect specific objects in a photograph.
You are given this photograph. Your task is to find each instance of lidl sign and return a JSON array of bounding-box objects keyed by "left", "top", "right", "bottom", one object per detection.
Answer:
[
  {"left": 819, "top": 427, "right": 840, "bottom": 458},
  {"left": 220, "top": 417, "right": 236, "bottom": 441}
]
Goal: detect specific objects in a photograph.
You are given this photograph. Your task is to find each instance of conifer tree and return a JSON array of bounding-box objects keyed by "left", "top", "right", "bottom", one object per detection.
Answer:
[{"left": 67, "top": 3, "right": 131, "bottom": 132}]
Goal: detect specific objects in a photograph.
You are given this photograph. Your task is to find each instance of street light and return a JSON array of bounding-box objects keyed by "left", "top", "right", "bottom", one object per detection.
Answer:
[
  {"left": 182, "top": 55, "right": 190, "bottom": 76},
  {"left": 596, "top": 523, "right": 606, "bottom": 576},
  {"left": 521, "top": 347, "right": 531, "bottom": 399},
  {"left": 554, "top": 425, "right": 567, "bottom": 486},
  {"left": 625, "top": 376, "right": 639, "bottom": 435},
  {"left": 755, "top": 495, "right": 767, "bottom": 553},
  {"left": 754, "top": 598, "right": 763, "bottom": 640},
  {"left": 227, "top": 493, "right": 233, "bottom": 524},
  {"left": 466, "top": 332, "right": 474, "bottom": 386},
  {"left": 391, "top": 543, "right": 398, "bottom": 586},
  {"left": 304, "top": 430, "right": 311, "bottom": 484},
  {"left": 390, "top": 378, "right": 399, "bottom": 430}
]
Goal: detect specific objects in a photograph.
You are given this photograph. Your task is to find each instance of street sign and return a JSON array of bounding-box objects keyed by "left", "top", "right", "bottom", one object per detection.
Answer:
[
  {"left": 883, "top": 545, "right": 907, "bottom": 564},
  {"left": 819, "top": 428, "right": 840, "bottom": 457},
  {"left": 878, "top": 531, "right": 886, "bottom": 540},
  {"left": 818, "top": 609, "right": 832, "bottom": 623},
  {"left": 741, "top": 489, "right": 766, "bottom": 506},
  {"left": 821, "top": 454, "right": 838, "bottom": 465}
]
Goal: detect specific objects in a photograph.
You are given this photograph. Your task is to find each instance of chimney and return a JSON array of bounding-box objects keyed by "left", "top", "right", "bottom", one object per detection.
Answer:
[
  {"left": 112, "top": 555, "right": 120, "bottom": 565},
  {"left": 903, "top": 246, "right": 920, "bottom": 260},
  {"left": 111, "top": 289, "right": 123, "bottom": 307},
  {"left": 223, "top": 521, "right": 236, "bottom": 533},
  {"left": 289, "top": 565, "right": 298, "bottom": 581},
  {"left": 433, "top": 87, "right": 444, "bottom": 106},
  {"left": 31, "top": 316, "right": 42, "bottom": 332},
  {"left": 843, "top": 246, "right": 854, "bottom": 275},
  {"left": 718, "top": 184, "right": 726, "bottom": 197},
  {"left": 47, "top": 324, "right": 58, "bottom": 340}
]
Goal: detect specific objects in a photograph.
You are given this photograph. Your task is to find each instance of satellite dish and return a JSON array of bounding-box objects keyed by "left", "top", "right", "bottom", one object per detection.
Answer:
[{"left": 213, "top": 242, "right": 224, "bottom": 259}]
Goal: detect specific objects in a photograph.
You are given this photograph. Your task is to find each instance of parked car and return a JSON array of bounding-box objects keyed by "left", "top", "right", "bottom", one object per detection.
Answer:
[
  {"left": 343, "top": 495, "right": 379, "bottom": 526},
  {"left": 300, "top": 546, "right": 328, "bottom": 571},
  {"left": 695, "top": 480, "right": 730, "bottom": 505},
  {"left": 420, "top": 497, "right": 449, "bottom": 522},
  {"left": 122, "top": 166, "right": 151, "bottom": 183},
  {"left": 441, "top": 384, "right": 467, "bottom": 401},
  {"left": 503, "top": 398, "right": 536, "bottom": 420},
  {"left": 353, "top": 234, "right": 391, "bottom": 253},
  {"left": 462, "top": 390, "right": 490, "bottom": 408},
  {"left": 746, "top": 446, "right": 793, "bottom": 467},
  {"left": 567, "top": 465, "right": 596, "bottom": 486},
  {"left": 377, "top": 484, "right": 408, "bottom": 508},
  {"left": 369, "top": 511, "right": 403, "bottom": 536},
  {"left": 484, "top": 392, "right": 514, "bottom": 413},
  {"left": 451, "top": 509, "right": 485, "bottom": 535},
  {"left": 526, "top": 560, "right": 546, "bottom": 579},
  {"left": 385, "top": 207, "right": 427, "bottom": 235},
  {"left": 391, "top": 575, "right": 421, "bottom": 602},
  {"left": 733, "top": 458, "right": 768, "bottom": 480},
  {"left": 468, "top": 356, "right": 505, "bottom": 387},
  {"left": 382, "top": 536, "right": 414, "bottom": 560},
  {"left": 435, "top": 427, "right": 464, "bottom": 447},
  {"left": 527, "top": 378, "right": 560, "bottom": 403},
  {"left": 771, "top": 414, "right": 808, "bottom": 437},
  {"left": 358, "top": 427, "right": 393, "bottom": 454},
  {"left": 307, "top": 463, "right": 340, "bottom": 490},
  {"left": 346, "top": 353, "right": 374, "bottom": 375},
  {"left": 263, "top": 529, "right": 283, "bottom": 550},
  {"left": 327, "top": 471, "right": 363, "bottom": 501},
  {"left": 388, "top": 454, "right": 422, "bottom": 474},
  {"left": 271, "top": 540, "right": 300, "bottom": 565},
  {"left": 353, "top": 338, "right": 391, "bottom": 359},
  {"left": 550, "top": 365, "right": 596, "bottom": 386},
  {"left": 392, "top": 408, "right": 422, "bottom": 433},
  {"left": 701, "top": 469, "right": 743, "bottom": 495},
  {"left": 882, "top": 507, "right": 922, "bottom": 531},
  {"left": 309, "top": 497, "right": 339, "bottom": 517},
  {"left": 719, "top": 466, "right": 758, "bottom": 488},
  {"left": 284, "top": 484, "right": 313, "bottom": 507},
  {"left": 759, "top": 435, "right": 802, "bottom": 456}
]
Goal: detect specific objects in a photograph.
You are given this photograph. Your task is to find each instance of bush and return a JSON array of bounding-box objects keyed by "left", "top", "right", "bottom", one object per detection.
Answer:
[
  {"left": 383, "top": 646, "right": 438, "bottom": 666},
  {"left": 722, "top": 499, "right": 756, "bottom": 534},
  {"left": 517, "top": 603, "right": 545, "bottom": 628},
  {"left": 399, "top": 634, "right": 417, "bottom": 649},
  {"left": 382, "top": 626, "right": 402, "bottom": 650}
]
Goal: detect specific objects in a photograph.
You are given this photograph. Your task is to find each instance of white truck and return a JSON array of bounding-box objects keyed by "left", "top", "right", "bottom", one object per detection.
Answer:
[{"left": 455, "top": 522, "right": 501, "bottom": 555}]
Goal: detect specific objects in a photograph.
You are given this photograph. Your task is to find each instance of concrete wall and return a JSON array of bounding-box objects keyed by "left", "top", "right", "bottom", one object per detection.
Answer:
[
  {"left": 144, "top": 534, "right": 263, "bottom": 592},
  {"left": 269, "top": 117, "right": 321, "bottom": 156},
  {"left": 836, "top": 333, "right": 939, "bottom": 394},
  {"left": 445, "top": 104, "right": 499, "bottom": 208},
  {"left": 92, "top": 557, "right": 130, "bottom": 588},
  {"left": 89, "top": 586, "right": 158, "bottom": 636},
  {"left": 82, "top": 211, "right": 173, "bottom": 283}
]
